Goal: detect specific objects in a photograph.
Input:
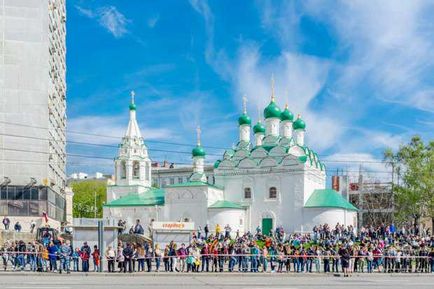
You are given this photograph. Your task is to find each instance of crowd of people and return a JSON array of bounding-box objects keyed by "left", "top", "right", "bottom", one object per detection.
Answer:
[{"left": 1, "top": 221, "right": 434, "bottom": 275}]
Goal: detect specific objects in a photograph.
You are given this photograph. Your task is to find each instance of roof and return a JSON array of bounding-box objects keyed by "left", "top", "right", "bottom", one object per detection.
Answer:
[
  {"left": 166, "top": 181, "right": 224, "bottom": 190},
  {"left": 104, "top": 188, "right": 165, "bottom": 207},
  {"left": 209, "top": 200, "right": 245, "bottom": 209},
  {"left": 305, "top": 189, "right": 358, "bottom": 211}
]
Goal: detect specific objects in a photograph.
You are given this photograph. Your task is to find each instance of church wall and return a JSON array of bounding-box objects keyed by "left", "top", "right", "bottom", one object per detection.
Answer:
[
  {"left": 302, "top": 208, "right": 357, "bottom": 232},
  {"left": 163, "top": 187, "right": 209, "bottom": 227},
  {"left": 208, "top": 208, "right": 246, "bottom": 236}
]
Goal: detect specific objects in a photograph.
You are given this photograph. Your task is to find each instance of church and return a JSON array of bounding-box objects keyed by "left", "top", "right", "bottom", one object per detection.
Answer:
[{"left": 103, "top": 86, "right": 357, "bottom": 236}]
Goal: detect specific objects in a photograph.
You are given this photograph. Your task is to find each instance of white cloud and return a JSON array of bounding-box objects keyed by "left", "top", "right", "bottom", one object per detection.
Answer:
[
  {"left": 76, "top": 5, "right": 129, "bottom": 38},
  {"left": 147, "top": 14, "right": 160, "bottom": 28}
]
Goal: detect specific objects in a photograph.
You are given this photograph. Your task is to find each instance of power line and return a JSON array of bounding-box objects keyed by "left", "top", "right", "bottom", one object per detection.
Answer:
[{"left": 0, "top": 130, "right": 389, "bottom": 164}]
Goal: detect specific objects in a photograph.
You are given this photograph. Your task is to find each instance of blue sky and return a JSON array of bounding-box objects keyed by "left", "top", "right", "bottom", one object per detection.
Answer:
[{"left": 66, "top": 0, "right": 434, "bottom": 179}]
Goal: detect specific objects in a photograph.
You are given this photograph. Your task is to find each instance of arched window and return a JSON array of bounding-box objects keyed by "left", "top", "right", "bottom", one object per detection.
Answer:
[
  {"left": 244, "top": 187, "right": 252, "bottom": 199},
  {"left": 133, "top": 161, "right": 140, "bottom": 179},
  {"left": 269, "top": 187, "right": 277, "bottom": 199},
  {"left": 120, "top": 161, "right": 126, "bottom": 179}
]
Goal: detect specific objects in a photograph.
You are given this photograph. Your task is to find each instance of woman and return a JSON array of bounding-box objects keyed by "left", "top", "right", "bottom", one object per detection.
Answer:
[
  {"left": 136, "top": 244, "right": 145, "bottom": 272},
  {"left": 105, "top": 246, "right": 116, "bottom": 273},
  {"left": 154, "top": 244, "right": 162, "bottom": 272},
  {"left": 340, "top": 247, "right": 351, "bottom": 277},
  {"left": 116, "top": 244, "right": 125, "bottom": 273},
  {"left": 92, "top": 245, "right": 100, "bottom": 272},
  {"left": 47, "top": 241, "right": 58, "bottom": 272},
  {"left": 163, "top": 245, "right": 170, "bottom": 272}
]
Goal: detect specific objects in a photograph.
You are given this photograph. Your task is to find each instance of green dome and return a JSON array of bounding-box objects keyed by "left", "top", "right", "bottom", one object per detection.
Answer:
[
  {"left": 293, "top": 116, "right": 306, "bottom": 130},
  {"left": 280, "top": 106, "right": 294, "bottom": 121},
  {"left": 263, "top": 100, "right": 281, "bottom": 119},
  {"left": 192, "top": 145, "right": 206, "bottom": 157},
  {"left": 253, "top": 121, "right": 265, "bottom": 134},
  {"left": 129, "top": 103, "right": 137, "bottom": 111},
  {"left": 238, "top": 113, "right": 251, "bottom": 126}
]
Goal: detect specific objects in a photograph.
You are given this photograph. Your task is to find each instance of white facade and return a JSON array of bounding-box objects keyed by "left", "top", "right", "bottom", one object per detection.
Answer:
[{"left": 104, "top": 93, "right": 357, "bottom": 236}]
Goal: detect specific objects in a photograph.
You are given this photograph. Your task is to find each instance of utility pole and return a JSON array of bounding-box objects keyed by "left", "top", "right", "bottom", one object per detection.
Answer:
[{"left": 94, "top": 191, "right": 97, "bottom": 219}]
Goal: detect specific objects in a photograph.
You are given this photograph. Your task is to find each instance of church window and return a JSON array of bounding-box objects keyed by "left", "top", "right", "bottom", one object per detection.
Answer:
[
  {"left": 120, "top": 161, "right": 126, "bottom": 179},
  {"left": 133, "top": 161, "right": 140, "bottom": 179},
  {"left": 170, "top": 178, "right": 175, "bottom": 185},
  {"left": 269, "top": 187, "right": 277, "bottom": 199},
  {"left": 145, "top": 163, "right": 150, "bottom": 181},
  {"left": 177, "top": 177, "right": 183, "bottom": 184},
  {"left": 244, "top": 187, "right": 252, "bottom": 199}
]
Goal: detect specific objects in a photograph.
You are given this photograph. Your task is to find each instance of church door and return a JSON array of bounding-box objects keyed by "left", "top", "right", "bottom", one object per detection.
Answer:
[{"left": 262, "top": 218, "right": 273, "bottom": 236}]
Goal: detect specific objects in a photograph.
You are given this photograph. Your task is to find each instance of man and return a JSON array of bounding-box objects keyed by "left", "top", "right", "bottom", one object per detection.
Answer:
[
  {"left": 204, "top": 224, "right": 209, "bottom": 239},
  {"left": 80, "top": 242, "right": 91, "bottom": 272},
  {"left": 59, "top": 240, "right": 72, "bottom": 274},
  {"left": 123, "top": 243, "right": 134, "bottom": 273},
  {"left": 30, "top": 220, "right": 36, "bottom": 234},
  {"left": 2, "top": 217, "right": 10, "bottom": 230},
  {"left": 224, "top": 224, "right": 232, "bottom": 239},
  {"left": 14, "top": 222, "right": 21, "bottom": 232},
  {"left": 133, "top": 219, "right": 144, "bottom": 235}
]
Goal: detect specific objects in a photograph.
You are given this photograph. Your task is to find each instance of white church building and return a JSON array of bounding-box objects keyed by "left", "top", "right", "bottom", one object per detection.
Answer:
[{"left": 104, "top": 88, "right": 357, "bottom": 236}]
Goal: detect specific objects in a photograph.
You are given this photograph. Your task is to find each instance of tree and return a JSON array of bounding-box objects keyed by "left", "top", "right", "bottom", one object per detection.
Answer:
[
  {"left": 71, "top": 180, "right": 107, "bottom": 218},
  {"left": 384, "top": 136, "right": 434, "bottom": 230}
]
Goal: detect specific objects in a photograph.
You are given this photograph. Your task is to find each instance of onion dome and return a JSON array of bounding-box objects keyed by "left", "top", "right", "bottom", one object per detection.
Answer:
[
  {"left": 293, "top": 115, "right": 306, "bottom": 130},
  {"left": 192, "top": 145, "right": 206, "bottom": 157},
  {"left": 280, "top": 104, "right": 294, "bottom": 121},
  {"left": 253, "top": 121, "right": 266, "bottom": 134},
  {"left": 238, "top": 113, "right": 252, "bottom": 126},
  {"left": 129, "top": 103, "right": 137, "bottom": 111},
  {"left": 263, "top": 100, "right": 281, "bottom": 119}
]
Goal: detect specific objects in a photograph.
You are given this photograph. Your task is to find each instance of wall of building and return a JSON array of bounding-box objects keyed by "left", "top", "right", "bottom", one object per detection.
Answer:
[
  {"left": 0, "top": 0, "right": 66, "bottom": 200},
  {"left": 208, "top": 208, "right": 246, "bottom": 235},
  {"left": 302, "top": 208, "right": 357, "bottom": 232},
  {"left": 103, "top": 206, "right": 159, "bottom": 234}
]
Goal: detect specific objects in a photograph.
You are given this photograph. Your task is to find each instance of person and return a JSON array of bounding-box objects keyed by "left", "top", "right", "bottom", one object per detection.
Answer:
[
  {"left": 123, "top": 243, "right": 134, "bottom": 273},
  {"left": 59, "top": 240, "right": 72, "bottom": 274},
  {"left": 340, "top": 247, "right": 351, "bottom": 277},
  {"left": 14, "top": 222, "right": 22, "bottom": 232},
  {"left": 30, "top": 220, "right": 36, "bottom": 234},
  {"left": 92, "top": 245, "right": 100, "bottom": 272},
  {"left": 2, "top": 217, "right": 10, "bottom": 230},
  {"left": 106, "top": 246, "right": 115, "bottom": 273},
  {"left": 80, "top": 242, "right": 91, "bottom": 272},
  {"left": 224, "top": 224, "right": 231, "bottom": 239},
  {"left": 204, "top": 224, "right": 209, "bottom": 239},
  {"left": 154, "top": 244, "right": 162, "bottom": 272},
  {"left": 48, "top": 241, "right": 58, "bottom": 272},
  {"left": 133, "top": 219, "right": 144, "bottom": 235},
  {"left": 72, "top": 248, "right": 80, "bottom": 272},
  {"left": 429, "top": 247, "right": 434, "bottom": 273},
  {"left": 117, "top": 219, "right": 126, "bottom": 235},
  {"left": 177, "top": 243, "right": 187, "bottom": 272},
  {"left": 116, "top": 244, "right": 125, "bottom": 272},
  {"left": 136, "top": 244, "right": 145, "bottom": 272}
]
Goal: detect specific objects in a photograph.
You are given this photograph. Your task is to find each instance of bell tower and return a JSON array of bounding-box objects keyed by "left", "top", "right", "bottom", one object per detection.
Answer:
[{"left": 114, "top": 91, "right": 152, "bottom": 187}]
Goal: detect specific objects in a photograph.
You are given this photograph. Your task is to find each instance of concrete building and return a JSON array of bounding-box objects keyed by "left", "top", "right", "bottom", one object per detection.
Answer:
[
  {"left": 152, "top": 164, "right": 215, "bottom": 188},
  {"left": 0, "top": 0, "right": 67, "bottom": 230}
]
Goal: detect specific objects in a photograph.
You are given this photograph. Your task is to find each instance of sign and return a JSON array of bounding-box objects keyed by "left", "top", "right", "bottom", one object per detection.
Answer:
[{"left": 152, "top": 221, "right": 195, "bottom": 231}]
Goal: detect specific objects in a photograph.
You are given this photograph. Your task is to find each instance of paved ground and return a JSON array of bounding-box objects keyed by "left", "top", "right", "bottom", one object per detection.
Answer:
[{"left": 0, "top": 273, "right": 433, "bottom": 289}]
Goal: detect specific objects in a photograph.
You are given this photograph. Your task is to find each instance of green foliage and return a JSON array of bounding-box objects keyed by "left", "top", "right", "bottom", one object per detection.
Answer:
[
  {"left": 71, "top": 180, "right": 107, "bottom": 218},
  {"left": 384, "top": 136, "right": 434, "bottom": 227}
]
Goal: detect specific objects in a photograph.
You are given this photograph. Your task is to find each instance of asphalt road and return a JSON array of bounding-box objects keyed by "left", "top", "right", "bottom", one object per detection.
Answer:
[{"left": 0, "top": 273, "right": 433, "bottom": 289}]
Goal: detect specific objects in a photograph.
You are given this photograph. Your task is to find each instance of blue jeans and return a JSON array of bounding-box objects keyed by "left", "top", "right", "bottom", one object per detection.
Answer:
[
  {"left": 250, "top": 257, "right": 258, "bottom": 272},
  {"left": 82, "top": 260, "right": 89, "bottom": 272},
  {"left": 228, "top": 257, "right": 236, "bottom": 272},
  {"left": 155, "top": 258, "right": 161, "bottom": 271},
  {"left": 73, "top": 259, "right": 79, "bottom": 271},
  {"left": 28, "top": 255, "right": 37, "bottom": 271},
  {"left": 367, "top": 260, "right": 373, "bottom": 273},
  {"left": 16, "top": 255, "right": 25, "bottom": 270},
  {"left": 261, "top": 257, "right": 268, "bottom": 272},
  {"left": 60, "top": 257, "right": 70, "bottom": 272}
]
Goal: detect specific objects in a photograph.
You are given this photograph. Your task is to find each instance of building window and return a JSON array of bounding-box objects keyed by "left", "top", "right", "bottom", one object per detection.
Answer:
[
  {"left": 244, "top": 187, "right": 252, "bottom": 199},
  {"left": 120, "top": 161, "right": 126, "bottom": 179},
  {"left": 269, "top": 187, "right": 277, "bottom": 199},
  {"left": 178, "top": 177, "right": 183, "bottom": 184},
  {"left": 133, "top": 161, "right": 140, "bottom": 179},
  {"left": 170, "top": 178, "right": 175, "bottom": 185}
]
